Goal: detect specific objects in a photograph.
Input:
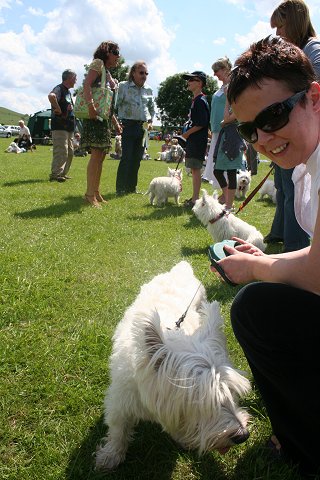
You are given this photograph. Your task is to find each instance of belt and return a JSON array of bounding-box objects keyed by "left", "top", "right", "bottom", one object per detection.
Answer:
[{"left": 122, "top": 119, "right": 144, "bottom": 125}]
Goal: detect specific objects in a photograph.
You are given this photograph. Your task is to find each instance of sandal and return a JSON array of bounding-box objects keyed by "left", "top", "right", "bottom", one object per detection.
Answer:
[
  {"left": 95, "top": 192, "right": 108, "bottom": 204},
  {"left": 84, "top": 194, "right": 101, "bottom": 208},
  {"left": 183, "top": 198, "right": 195, "bottom": 208},
  {"left": 266, "top": 435, "right": 282, "bottom": 460}
]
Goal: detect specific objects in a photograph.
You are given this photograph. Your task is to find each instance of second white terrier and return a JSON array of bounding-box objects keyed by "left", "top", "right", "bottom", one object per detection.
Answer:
[
  {"left": 95, "top": 261, "right": 251, "bottom": 471},
  {"left": 235, "top": 170, "right": 251, "bottom": 199},
  {"left": 145, "top": 167, "right": 183, "bottom": 206},
  {"left": 193, "top": 189, "right": 266, "bottom": 251},
  {"left": 259, "top": 179, "right": 277, "bottom": 204}
]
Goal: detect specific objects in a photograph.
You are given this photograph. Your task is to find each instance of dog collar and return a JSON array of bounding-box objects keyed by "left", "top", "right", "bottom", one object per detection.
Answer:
[{"left": 209, "top": 209, "right": 228, "bottom": 224}]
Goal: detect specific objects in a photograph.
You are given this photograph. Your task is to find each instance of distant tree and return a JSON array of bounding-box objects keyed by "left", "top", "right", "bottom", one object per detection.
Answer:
[{"left": 156, "top": 73, "right": 218, "bottom": 129}]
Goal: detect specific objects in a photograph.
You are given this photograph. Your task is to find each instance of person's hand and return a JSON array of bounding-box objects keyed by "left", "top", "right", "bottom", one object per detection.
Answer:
[
  {"left": 210, "top": 237, "right": 265, "bottom": 285},
  {"left": 225, "top": 237, "right": 265, "bottom": 257},
  {"left": 53, "top": 106, "right": 62, "bottom": 115}
]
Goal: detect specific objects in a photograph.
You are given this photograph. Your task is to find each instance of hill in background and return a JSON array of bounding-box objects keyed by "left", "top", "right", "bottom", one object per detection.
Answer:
[{"left": 0, "top": 107, "right": 29, "bottom": 126}]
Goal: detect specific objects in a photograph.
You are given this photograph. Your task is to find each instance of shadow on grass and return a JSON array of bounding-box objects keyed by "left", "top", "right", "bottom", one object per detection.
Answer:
[
  {"left": 13, "top": 195, "right": 93, "bottom": 218},
  {"left": 128, "top": 204, "right": 187, "bottom": 221},
  {"left": 3, "top": 178, "right": 46, "bottom": 187},
  {"left": 66, "top": 419, "right": 230, "bottom": 480}
]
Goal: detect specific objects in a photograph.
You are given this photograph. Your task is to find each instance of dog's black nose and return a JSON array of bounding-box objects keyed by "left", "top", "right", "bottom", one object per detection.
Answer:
[{"left": 231, "top": 428, "right": 250, "bottom": 445}]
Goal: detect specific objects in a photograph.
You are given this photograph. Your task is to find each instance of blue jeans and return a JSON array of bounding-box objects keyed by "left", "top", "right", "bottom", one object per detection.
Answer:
[
  {"left": 116, "top": 121, "right": 144, "bottom": 193},
  {"left": 270, "top": 165, "right": 309, "bottom": 251}
]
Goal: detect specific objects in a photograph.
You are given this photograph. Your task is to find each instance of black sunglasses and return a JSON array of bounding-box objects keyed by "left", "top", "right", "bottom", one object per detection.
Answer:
[
  {"left": 237, "top": 90, "right": 306, "bottom": 143},
  {"left": 187, "top": 78, "right": 200, "bottom": 82},
  {"left": 109, "top": 49, "right": 120, "bottom": 56}
]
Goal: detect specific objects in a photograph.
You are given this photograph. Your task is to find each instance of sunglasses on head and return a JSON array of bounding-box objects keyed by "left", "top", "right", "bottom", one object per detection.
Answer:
[
  {"left": 237, "top": 90, "right": 306, "bottom": 143},
  {"left": 139, "top": 71, "right": 148, "bottom": 75},
  {"left": 109, "top": 49, "right": 120, "bottom": 56}
]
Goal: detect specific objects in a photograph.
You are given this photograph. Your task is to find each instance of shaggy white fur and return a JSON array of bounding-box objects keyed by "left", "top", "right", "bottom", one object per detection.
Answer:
[
  {"left": 95, "top": 261, "right": 251, "bottom": 471},
  {"left": 259, "top": 179, "right": 277, "bottom": 204},
  {"left": 235, "top": 170, "right": 251, "bottom": 199},
  {"left": 145, "top": 167, "right": 183, "bottom": 206},
  {"left": 193, "top": 189, "right": 266, "bottom": 251}
]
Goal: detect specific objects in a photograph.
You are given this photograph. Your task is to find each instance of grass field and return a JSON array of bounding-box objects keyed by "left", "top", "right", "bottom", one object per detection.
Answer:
[{"left": 0, "top": 137, "right": 302, "bottom": 480}]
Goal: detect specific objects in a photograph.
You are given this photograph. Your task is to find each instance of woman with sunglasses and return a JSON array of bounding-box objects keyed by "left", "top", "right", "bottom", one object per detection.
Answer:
[
  {"left": 211, "top": 36, "right": 320, "bottom": 477},
  {"left": 82, "top": 41, "right": 122, "bottom": 208},
  {"left": 262, "top": 0, "right": 320, "bottom": 251}
]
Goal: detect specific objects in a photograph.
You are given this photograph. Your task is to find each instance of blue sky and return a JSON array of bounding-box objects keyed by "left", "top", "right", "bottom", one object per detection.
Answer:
[{"left": 0, "top": 0, "right": 320, "bottom": 117}]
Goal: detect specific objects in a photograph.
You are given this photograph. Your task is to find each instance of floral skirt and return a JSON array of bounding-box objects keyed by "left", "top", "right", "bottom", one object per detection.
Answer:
[{"left": 81, "top": 118, "right": 112, "bottom": 152}]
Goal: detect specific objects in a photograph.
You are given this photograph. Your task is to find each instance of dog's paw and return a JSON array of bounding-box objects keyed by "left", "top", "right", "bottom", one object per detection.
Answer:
[{"left": 94, "top": 442, "right": 126, "bottom": 471}]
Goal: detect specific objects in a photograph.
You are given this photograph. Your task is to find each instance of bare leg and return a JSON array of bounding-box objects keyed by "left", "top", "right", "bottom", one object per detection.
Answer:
[
  {"left": 192, "top": 168, "right": 202, "bottom": 202},
  {"left": 85, "top": 149, "right": 102, "bottom": 208}
]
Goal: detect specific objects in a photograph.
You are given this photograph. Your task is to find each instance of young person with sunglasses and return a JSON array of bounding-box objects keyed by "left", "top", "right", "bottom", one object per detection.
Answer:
[
  {"left": 262, "top": 0, "right": 320, "bottom": 251},
  {"left": 211, "top": 35, "right": 320, "bottom": 477},
  {"left": 115, "top": 61, "right": 155, "bottom": 195},
  {"left": 82, "top": 41, "right": 122, "bottom": 208}
]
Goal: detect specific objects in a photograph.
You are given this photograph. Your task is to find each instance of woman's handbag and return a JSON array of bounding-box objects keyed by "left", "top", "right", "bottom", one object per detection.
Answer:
[{"left": 74, "top": 66, "right": 113, "bottom": 120}]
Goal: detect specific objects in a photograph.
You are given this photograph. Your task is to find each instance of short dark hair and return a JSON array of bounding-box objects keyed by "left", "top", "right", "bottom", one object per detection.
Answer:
[
  {"left": 62, "top": 69, "right": 76, "bottom": 81},
  {"left": 227, "top": 35, "right": 316, "bottom": 105}
]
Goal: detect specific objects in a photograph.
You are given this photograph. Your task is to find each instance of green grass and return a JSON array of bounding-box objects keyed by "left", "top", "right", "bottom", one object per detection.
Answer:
[{"left": 0, "top": 137, "right": 302, "bottom": 480}]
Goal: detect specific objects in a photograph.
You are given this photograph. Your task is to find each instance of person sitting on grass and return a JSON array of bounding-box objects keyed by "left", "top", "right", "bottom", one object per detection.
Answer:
[{"left": 210, "top": 35, "right": 320, "bottom": 478}]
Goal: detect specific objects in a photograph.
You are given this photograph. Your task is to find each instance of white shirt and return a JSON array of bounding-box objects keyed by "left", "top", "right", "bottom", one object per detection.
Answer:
[
  {"left": 292, "top": 143, "right": 320, "bottom": 239},
  {"left": 19, "top": 125, "right": 32, "bottom": 142}
]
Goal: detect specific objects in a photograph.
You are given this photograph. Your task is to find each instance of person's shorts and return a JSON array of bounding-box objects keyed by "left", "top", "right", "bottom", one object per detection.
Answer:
[{"left": 185, "top": 157, "right": 203, "bottom": 169}]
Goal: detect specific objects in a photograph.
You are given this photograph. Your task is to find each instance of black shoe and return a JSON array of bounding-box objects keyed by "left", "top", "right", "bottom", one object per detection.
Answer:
[
  {"left": 263, "top": 233, "right": 283, "bottom": 244},
  {"left": 49, "top": 176, "right": 66, "bottom": 182}
]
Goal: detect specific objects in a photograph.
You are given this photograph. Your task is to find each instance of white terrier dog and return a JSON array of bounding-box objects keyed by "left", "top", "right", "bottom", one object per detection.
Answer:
[
  {"left": 145, "top": 167, "right": 183, "bottom": 206},
  {"left": 193, "top": 189, "right": 266, "bottom": 251},
  {"left": 95, "top": 261, "right": 251, "bottom": 471},
  {"left": 259, "top": 179, "right": 277, "bottom": 204},
  {"left": 235, "top": 170, "right": 251, "bottom": 199},
  {"left": 5, "top": 141, "right": 24, "bottom": 153}
]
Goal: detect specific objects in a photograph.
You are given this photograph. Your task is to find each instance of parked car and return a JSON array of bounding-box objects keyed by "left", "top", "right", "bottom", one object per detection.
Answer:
[
  {"left": 3, "top": 125, "right": 20, "bottom": 136},
  {"left": 0, "top": 126, "right": 13, "bottom": 138}
]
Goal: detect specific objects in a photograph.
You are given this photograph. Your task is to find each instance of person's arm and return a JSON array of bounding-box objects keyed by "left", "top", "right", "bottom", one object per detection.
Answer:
[
  {"left": 213, "top": 195, "right": 320, "bottom": 295},
  {"left": 304, "top": 39, "right": 320, "bottom": 81},
  {"left": 48, "top": 90, "right": 62, "bottom": 115},
  {"left": 221, "top": 95, "right": 237, "bottom": 126},
  {"left": 182, "top": 125, "right": 204, "bottom": 139}
]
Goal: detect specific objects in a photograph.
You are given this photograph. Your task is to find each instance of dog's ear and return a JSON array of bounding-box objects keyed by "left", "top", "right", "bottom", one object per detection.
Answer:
[
  {"left": 145, "top": 318, "right": 166, "bottom": 371},
  {"left": 201, "top": 189, "right": 208, "bottom": 204}
]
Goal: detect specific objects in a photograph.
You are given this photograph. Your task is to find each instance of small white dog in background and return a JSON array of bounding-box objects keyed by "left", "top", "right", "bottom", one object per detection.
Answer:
[
  {"left": 145, "top": 167, "right": 183, "bottom": 206},
  {"left": 235, "top": 170, "right": 251, "bottom": 199},
  {"left": 95, "top": 261, "right": 251, "bottom": 471},
  {"left": 259, "top": 179, "right": 277, "bottom": 204},
  {"left": 193, "top": 189, "right": 266, "bottom": 251}
]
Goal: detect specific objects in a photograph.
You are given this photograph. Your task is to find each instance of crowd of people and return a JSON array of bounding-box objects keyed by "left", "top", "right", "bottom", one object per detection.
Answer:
[{"left": 25, "top": 0, "right": 320, "bottom": 476}]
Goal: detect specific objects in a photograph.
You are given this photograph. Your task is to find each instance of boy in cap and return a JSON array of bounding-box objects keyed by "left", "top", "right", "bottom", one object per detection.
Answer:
[{"left": 181, "top": 71, "right": 210, "bottom": 207}]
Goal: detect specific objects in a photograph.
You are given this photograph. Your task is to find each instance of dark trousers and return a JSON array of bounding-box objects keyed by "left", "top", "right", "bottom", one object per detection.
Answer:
[
  {"left": 116, "top": 122, "right": 144, "bottom": 193},
  {"left": 271, "top": 165, "right": 310, "bottom": 251},
  {"left": 231, "top": 282, "right": 320, "bottom": 476}
]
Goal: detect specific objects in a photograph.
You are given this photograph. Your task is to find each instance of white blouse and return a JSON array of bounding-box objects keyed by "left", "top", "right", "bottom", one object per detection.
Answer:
[{"left": 292, "top": 143, "right": 320, "bottom": 239}]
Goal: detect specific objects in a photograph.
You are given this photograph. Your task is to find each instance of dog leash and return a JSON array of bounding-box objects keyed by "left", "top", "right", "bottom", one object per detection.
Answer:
[
  {"left": 175, "top": 269, "right": 210, "bottom": 328},
  {"left": 234, "top": 164, "right": 275, "bottom": 215}
]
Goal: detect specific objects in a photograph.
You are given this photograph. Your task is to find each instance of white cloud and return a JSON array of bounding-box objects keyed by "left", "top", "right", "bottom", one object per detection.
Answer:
[
  {"left": 234, "top": 20, "right": 273, "bottom": 50},
  {"left": 0, "top": 0, "right": 176, "bottom": 113},
  {"left": 213, "top": 37, "right": 226, "bottom": 46}
]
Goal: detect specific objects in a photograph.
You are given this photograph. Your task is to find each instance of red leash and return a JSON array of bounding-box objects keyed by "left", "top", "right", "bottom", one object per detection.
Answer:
[{"left": 234, "top": 165, "right": 275, "bottom": 215}]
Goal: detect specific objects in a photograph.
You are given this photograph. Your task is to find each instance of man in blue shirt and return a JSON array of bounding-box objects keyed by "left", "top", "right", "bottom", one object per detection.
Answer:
[{"left": 116, "top": 61, "right": 155, "bottom": 194}]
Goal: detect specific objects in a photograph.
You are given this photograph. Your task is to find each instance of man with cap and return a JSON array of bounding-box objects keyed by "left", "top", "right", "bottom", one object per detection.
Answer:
[{"left": 181, "top": 71, "right": 210, "bottom": 207}]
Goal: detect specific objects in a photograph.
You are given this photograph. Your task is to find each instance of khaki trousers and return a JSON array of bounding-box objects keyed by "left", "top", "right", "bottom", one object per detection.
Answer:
[{"left": 50, "top": 130, "right": 74, "bottom": 179}]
